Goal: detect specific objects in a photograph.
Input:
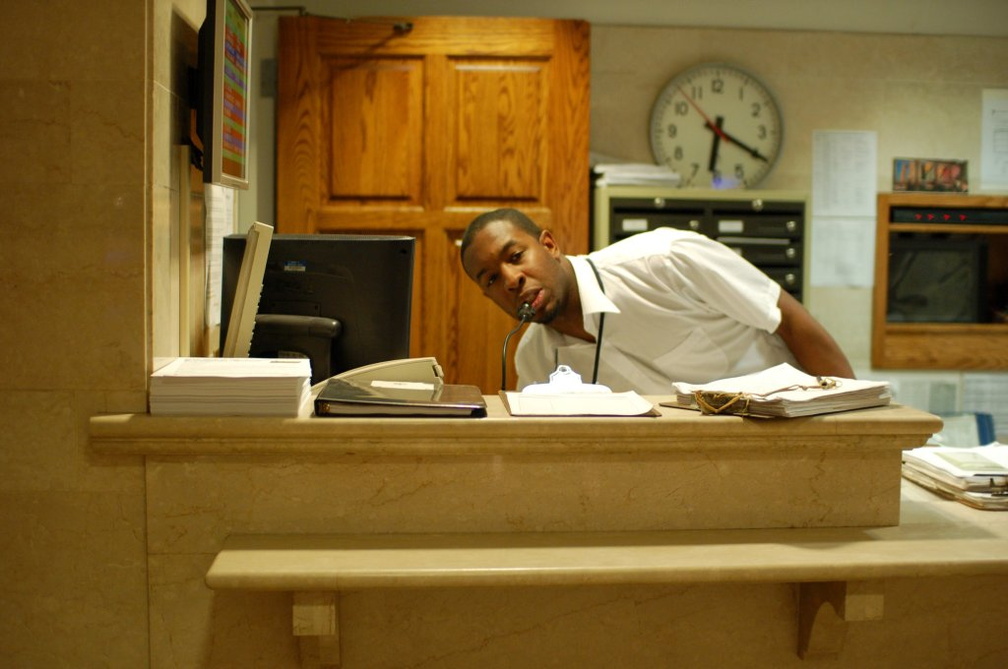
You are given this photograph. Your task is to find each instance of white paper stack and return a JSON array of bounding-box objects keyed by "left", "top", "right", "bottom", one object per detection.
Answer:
[
  {"left": 150, "top": 357, "right": 312, "bottom": 416},
  {"left": 665, "top": 363, "right": 891, "bottom": 418},
  {"left": 902, "top": 445, "right": 1008, "bottom": 510},
  {"left": 592, "top": 162, "right": 681, "bottom": 187}
]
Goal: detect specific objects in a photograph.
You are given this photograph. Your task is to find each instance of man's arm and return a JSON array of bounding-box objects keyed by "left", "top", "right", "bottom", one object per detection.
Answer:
[{"left": 774, "top": 290, "right": 855, "bottom": 378}]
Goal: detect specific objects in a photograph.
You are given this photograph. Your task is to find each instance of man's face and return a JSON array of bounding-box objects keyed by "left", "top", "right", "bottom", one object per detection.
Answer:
[{"left": 462, "top": 220, "right": 570, "bottom": 323}]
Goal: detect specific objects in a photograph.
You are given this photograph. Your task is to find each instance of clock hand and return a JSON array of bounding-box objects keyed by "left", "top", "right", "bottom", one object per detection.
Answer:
[
  {"left": 676, "top": 86, "right": 721, "bottom": 132},
  {"left": 707, "top": 116, "right": 723, "bottom": 172},
  {"left": 676, "top": 86, "right": 771, "bottom": 163},
  {"left": 710, "top": 124, "right": 771, "bottom": 162}
]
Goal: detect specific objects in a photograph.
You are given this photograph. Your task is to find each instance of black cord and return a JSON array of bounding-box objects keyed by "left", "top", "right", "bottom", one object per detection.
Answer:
[
  {"left": 501, "top": 318, "right": 529, "bottom": 391},
  {"left": 585, "top": 258, "right": 606, "bottom": 385}
]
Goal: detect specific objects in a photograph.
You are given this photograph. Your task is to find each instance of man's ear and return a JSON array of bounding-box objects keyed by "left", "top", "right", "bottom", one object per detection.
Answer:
[{"left": 539, "top": 229, "right": 562, "bottom": 259}]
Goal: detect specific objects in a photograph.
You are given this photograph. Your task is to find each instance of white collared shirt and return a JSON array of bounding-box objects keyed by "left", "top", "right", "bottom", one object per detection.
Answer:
[{"left": 514, "top": 228, "right": 797, "bottom": 394}]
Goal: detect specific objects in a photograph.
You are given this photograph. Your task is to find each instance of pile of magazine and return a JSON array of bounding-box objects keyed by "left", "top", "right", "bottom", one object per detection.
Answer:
[{"left": 901, "top": 444, "right": 1008, "bottom": 510}]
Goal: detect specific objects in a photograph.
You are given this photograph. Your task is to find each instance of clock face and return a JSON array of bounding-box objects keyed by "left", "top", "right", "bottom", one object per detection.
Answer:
[{"left": 649, "top": 63, "right": 783, "bottom": 189}]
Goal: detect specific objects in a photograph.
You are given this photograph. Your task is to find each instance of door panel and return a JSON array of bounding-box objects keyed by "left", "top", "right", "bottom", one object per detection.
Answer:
[
  {"left": 451, "top": 59, "right": 547, "bottom": 201},
  {"left": 327, "top": 57, "right": 424, "bottom": 201},
  {"left": 278, "top": 16, "right": 589, "bottom": 391}
]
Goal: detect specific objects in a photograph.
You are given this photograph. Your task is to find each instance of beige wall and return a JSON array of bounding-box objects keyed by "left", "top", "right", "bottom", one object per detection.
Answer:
[
  {"left": 0, "top": 0, "right": 201, "bottom": 665},
  {"left": 1, "top": 0, "right": 1007, "bottom": 666}
]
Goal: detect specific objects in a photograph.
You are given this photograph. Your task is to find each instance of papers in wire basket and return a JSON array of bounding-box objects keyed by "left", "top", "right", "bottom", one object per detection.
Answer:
[
  {"left": 662, "top": 363, "right": 891, "bottom": 418},
  {"left": 902, "top": 444, "right": 1008, "bottom": 510},
  {"left": 149, "top": 357, "right": 312, "bottom": 416}
]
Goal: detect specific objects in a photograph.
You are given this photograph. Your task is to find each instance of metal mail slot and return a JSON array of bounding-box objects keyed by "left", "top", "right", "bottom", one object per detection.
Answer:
[
  {"left": 762, "top": 266, "right": 803, "bottom": 288},
  {"left": 594, "top": 188, "right": 807, "bottom": 302},
  {"left": 611, "top": 212, "right": 705, "bottom": 239},
  {"left": 719, "top": 237, "right": 802, "bottom": 266},
  {"left": 716, "top": 216, "right": 801, "bottom": 238}
]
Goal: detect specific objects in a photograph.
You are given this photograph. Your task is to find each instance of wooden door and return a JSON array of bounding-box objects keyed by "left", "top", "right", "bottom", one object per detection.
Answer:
[{"left": 276, "top": 16, "right": 590, "bottom": 391}]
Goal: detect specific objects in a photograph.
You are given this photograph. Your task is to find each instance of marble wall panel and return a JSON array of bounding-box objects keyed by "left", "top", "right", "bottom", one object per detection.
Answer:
[
  {"left": 0, "top": 489, "right": 148, "bottom": 667},
  {"left": 145, "top": 449, "right": 899, "bottom": 556}
]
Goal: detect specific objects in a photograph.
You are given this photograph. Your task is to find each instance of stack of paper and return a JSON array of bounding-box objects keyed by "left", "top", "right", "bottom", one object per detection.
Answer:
[
  {"left": 902, "top": 445, "right": 1008, "bottom": 510},
  {"left": 150, "top": 357, "right": 312, "bottom": 416},
  {"left": 592, "top": 162, "right": 681, "bottom": 187},
  {"left": 664, "top": 363, "right": 891, "bottom": 418}
]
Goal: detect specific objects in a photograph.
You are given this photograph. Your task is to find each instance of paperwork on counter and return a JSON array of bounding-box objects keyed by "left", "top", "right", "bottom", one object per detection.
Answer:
[
  {"left": 902, "top": 444, "right": 1008, "bottom": 510},
  {"left": 149, "top": 357, "right": 312, "bottom": 417},
  {"left": 500, "top": 365, "right": 657, "bottom": 417},
  {"left": 662, "top": 363, "right": 891, "bottom": 418}
]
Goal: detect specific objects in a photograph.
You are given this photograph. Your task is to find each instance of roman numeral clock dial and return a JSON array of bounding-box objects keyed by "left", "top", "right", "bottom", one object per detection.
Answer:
[{"left": 649, "top": 63, "right": 783, "bottom": 189}]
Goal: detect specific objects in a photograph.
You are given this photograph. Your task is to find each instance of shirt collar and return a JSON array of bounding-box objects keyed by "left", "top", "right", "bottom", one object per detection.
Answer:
[{"left": 570, "top": 255, "right": 619, "bottom": 317}]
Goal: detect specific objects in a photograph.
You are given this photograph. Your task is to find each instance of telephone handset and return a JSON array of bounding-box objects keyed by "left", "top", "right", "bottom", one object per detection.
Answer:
[{"left": 332, "top": 357, "right": 445, "bottom": 386}]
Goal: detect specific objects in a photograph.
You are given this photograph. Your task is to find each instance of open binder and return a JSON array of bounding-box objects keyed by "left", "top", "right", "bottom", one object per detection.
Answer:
[{"left": 662, "top": 363, "right": 891, "bottom": 418}]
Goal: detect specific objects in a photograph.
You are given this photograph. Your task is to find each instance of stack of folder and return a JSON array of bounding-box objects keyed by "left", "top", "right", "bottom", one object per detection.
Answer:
[
  {"left": 902, "top": 445, "right": 1008, "bottom": 510},
  {"left": 150, "top": 357, "right": 312, "bottom": 417}
]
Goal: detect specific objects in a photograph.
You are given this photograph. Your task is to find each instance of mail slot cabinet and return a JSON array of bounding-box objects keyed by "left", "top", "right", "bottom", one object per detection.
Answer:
[{"left": 592, "top": 185, "right": 808, "bottom": 301}]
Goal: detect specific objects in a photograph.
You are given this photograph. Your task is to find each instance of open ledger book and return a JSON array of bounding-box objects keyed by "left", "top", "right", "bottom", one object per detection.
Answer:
[{"left": 662, "top": 363, "right": 891, "bottom": 418}]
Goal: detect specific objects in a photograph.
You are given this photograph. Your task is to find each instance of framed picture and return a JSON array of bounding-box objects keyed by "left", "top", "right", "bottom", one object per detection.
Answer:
[{"left": 893, "top": 158, "right": 968, "bottom": 193}]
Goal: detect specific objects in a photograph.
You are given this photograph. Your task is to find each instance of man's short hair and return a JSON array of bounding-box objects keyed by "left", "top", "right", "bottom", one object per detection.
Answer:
[{"left": 459, "top": 208, "right": 542, "bottom": 259}]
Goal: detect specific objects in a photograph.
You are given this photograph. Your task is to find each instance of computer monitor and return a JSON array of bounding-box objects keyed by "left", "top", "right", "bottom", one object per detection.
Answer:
[
  {"left": 221, "top": 221, "right": 272, "bottom": 357},
  {"left": 194, "top": 0, "right": 253, "bottom": 189},
  {"left": 220, "top": 233, "right": 415, "bottom": 384}
]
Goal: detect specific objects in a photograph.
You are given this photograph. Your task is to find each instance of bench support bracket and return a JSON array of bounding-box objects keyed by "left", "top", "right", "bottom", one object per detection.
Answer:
[
  {"left": 293, "top": 591, "right": 340, "bottom": 668},
  {"left": 797, "top": 580, "right": 884, "bottom": 659}
]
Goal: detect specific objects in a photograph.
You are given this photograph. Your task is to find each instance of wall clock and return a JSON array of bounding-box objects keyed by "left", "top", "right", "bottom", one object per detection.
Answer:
[{"left": 649, "top": 63, "right": 783, "bottom": 189}]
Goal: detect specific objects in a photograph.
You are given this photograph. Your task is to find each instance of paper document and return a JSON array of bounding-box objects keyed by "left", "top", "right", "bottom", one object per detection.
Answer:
[
  {"left": 902, "top": 445, "right": 1008, "bottom": 491},
  {"left": 150, "top": 357, "right": 312, "bottom": 417},
  {"left": 902, "top": 444, "right": 1008, "bottom": 510},
  {"left": 500, "top": 390, "right": 656, "bottom": 417},
  {"left": 500, "top": 364, "right": 656, "bottom": 417},
  {"left": 592, "top": 162, "right": 681, "bottom": 187},
  {"left": 664, "top": 363, "right": 891, "bottom": 418}
]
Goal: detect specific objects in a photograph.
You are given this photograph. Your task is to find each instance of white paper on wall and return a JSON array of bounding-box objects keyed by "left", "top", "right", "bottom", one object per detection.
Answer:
[
  {"left": 204, "top": 184, "right": 234, "bottom": 328},
  {"left": 980, "top": 89, "right": 1008, "bottom": 191},
  {"left": 810, "top": 130, "right": 877, "bottom": 287}
]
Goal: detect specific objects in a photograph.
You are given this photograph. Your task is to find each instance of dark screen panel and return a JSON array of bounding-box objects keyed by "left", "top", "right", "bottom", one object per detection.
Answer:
[
  {"left": 887, "top": 234, "right": 987, "bottom": 323},
  {"left": 221, "top": 233, "right": 415, "bottom": 382}
]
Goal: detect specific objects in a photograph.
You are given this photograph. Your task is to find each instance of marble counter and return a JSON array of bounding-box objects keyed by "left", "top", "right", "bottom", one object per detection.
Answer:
[
  {"left": 85, "top": 401, "right": 1008, "bottom": 669},
  {"left": 90, "top": 400, "right": 940, "bottom": 532}
]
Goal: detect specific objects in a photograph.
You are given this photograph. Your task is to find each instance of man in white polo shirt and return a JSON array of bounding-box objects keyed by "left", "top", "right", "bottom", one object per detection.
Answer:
[{"left": 460, "top": 207, "right": 854, "bottom": 393}]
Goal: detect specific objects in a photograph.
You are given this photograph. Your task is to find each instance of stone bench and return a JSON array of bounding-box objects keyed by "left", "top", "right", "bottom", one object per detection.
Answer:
[{"left": 205, "top": 512, "right": 1008, "bottom": 668}]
